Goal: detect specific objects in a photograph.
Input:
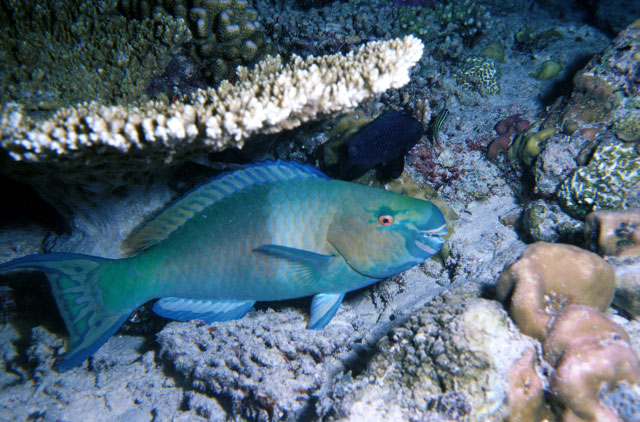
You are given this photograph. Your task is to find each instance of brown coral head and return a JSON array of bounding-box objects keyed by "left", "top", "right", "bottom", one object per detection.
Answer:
[
  {"left": 507, "top": 347, "right": 546, "bottom": 422},
  {"left": 496, "top": 242, "right": 615, "bottom": 341},
  {"left": 495, "top": 113, "right": 522, "bottom": 135},
  {"left": 515, "top": 119, "right": 530, "bottom": 133},
  {"left": 551, "top": 339, "right": 640, "bottom": 422},
  {"left": 543, "top": 305, "right": 631, "bottom": 367},
  {"left": 487, "top": 134, "right": 513, "bottom": 159},
  {"left": 585, "top": 209, "right": 640, "bottom": 257},
  {"left": 579, "top": 127, "right": 600, "bottom": 141}
]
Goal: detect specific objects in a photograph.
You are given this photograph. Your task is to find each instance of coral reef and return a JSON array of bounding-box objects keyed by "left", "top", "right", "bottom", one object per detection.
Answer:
[
  {"left": 495, "top": 242, "right": 615, "bottom": 341},
  {"left": 487, "top": 113, "right": 530, "bottom": 160},
  {"left": 317, "top": 289, "right": 539, "bottom": 422},
  {"left": 557, "top": 140, "right": 640, "bottom": 219},
  {"left": 508, "top": 127, "right": 558, "bottom": 167},
  {"left": 506, "top": 347, "right": 548, "bottom": 422},
  {"left": 478, "top": 41, "right": 505, "bottom": 63},
  {"left": 549, "top": 313, "right": 640, "bottom": 422},
  {"left": 0, "top": 35, "right": 424, "bottom": 192},
  {"left": 552, "top": 20, "right": 639, "bottom": 129},
  {"left": 585, "top": 209, "right": 640, "bottom": 257},
  {"left": 609, "top": 256, "right": 640, "bottom": 318},
  {"left": 530, "top": 59, "right": 563, "bottom": 80},
  {"left": 456, "top": 56, "right": 501, "bottom": 96},
  {"left": 612, "top": 96, "right": 640, "bottom": 142},
  {"left": 117, "top": 0, "right": 270, "bottom": 84},
  {"left": 157, "top": 309, "right": 362, "bottom": 421},
  {"left": 432, "top": 0, "right": 490, "bottom": 42},
  {"left": 523, "top": 199, "right": 584, "bottom": 243},
  {"left": 498, "top": 244, "right": 640, "bottom": 422},
  {"left": 0, "top": 0, "right": 191, "bottom": 112}
]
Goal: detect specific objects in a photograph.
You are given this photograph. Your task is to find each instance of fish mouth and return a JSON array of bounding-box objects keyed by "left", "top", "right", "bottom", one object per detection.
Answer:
[{"left": 414, "top": 223, "right": 448, "bottom": 255}]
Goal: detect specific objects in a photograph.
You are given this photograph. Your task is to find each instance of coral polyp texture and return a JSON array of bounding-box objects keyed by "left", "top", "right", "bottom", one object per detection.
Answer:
[
  {"left": 496, "top": 242, "right": 615, "bottom": 341},
  {"left": 0, "top": 0, "right": 191, "bottom": 112},
  {"left": 557, "top": 140, "right": 640, "bottom": 219},
  {"left": 117, "top": 0, "right": 268, "bottom": 83},
  {"left": 0, "top": 35, "right": 424, "bottom": 176}
]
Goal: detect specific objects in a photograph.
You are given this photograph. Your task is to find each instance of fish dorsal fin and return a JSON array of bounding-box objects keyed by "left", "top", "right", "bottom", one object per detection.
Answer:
[{"left": 123, "top": 161, "right": 328, "bottom": 255}]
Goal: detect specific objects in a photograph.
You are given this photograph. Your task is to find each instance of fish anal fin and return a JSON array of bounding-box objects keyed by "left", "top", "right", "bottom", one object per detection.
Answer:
[
  {"left": 152, "top": 297, "right": 255, "bottom": 323},
  {"left": 309, "top": 293, "right": 345, "bottom": 329},
  {"left": 253, "top": 245, "right": 334, "bottom": 287}
]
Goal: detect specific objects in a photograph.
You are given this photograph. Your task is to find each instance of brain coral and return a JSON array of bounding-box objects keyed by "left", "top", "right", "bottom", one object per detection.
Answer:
[
  {"left": 558, "top": 140, "right": 640, "bottom": 219},
  {"left": 457, "top": 56, "right": 501, "bottom": 96}
]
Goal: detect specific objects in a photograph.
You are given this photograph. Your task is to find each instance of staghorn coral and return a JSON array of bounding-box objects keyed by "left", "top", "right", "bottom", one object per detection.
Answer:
[
  {"left": 585, "top": 209, "right": 640, "bottom": 257},
  {"left": 0, "top": 36, "right": 424, "bottom": 186},
  {"left": 496, "top": 242, "right": 615, "bottom": 341},
  {"left": 557, "top": 139, "right": 640, "bottom": 219}
]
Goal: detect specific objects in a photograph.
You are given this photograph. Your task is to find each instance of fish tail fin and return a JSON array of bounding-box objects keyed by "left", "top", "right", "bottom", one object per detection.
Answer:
[{"left": 0, "top": 253, "right": 131, "bottom": 371}]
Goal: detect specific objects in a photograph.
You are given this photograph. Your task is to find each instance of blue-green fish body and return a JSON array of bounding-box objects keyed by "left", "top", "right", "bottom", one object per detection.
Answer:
[{"left": 0, "top": 161, "right": 447, "bottom": 371}]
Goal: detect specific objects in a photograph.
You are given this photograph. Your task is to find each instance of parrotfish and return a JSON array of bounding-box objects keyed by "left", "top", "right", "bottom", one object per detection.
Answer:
[
  {"left": 337, "top": 109, "right": 424, "bottom": 180},
  {"left": 0, "top": 161, "right": 447, "bottom": 371}
]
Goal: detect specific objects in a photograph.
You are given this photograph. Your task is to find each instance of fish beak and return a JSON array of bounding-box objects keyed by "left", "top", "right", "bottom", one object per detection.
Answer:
[{"left": 414, "top": 223, "right": 448, "bottom": 256}]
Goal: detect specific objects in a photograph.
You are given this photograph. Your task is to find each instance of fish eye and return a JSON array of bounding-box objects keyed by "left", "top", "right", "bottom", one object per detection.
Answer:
[{"left": 378, "top": 215, "right": 394, "bottom": 226}]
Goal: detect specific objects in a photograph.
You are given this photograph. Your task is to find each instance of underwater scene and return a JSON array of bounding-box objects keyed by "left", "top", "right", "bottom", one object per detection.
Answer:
[{"left": 0, "top": 0, "right": 639, "bottom": 420}]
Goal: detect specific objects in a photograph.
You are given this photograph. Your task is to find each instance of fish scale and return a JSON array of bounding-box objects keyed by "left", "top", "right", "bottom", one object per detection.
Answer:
[{"left": 0, "top": 161, "right": 447, "bottom": 370}]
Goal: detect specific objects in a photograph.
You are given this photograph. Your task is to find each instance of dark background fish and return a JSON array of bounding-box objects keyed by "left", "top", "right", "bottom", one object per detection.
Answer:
[{"left": 336, "top": 109, "right": 424, "bottom": 181}]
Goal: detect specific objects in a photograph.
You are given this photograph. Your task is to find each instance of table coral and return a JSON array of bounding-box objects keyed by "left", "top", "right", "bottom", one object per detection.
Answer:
[
  {"left": 558, "top": 140, "right": 640, "bottom": 219},
  {"left": 0, "top": 36, "right": 424, "bottom": 189},
  {"left": 496, "top": 242, "right": 615, "bottom": 341}
]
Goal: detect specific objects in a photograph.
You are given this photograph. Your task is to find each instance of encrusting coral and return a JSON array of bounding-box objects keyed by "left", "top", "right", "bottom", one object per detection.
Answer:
[
  {"left": 495, "top": 242, "right": 615, "bottom": 341},
  {"left": 0, "top": 35, "right": 424, "bottom": 185}
]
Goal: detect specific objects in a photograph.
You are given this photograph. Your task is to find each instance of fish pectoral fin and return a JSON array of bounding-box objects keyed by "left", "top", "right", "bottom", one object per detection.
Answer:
[
  {"left": 309, "top": 293, "right": 345, "bottom": 329},
  {"left": 379, "top": 155, "right": 405, "bottom": 180},
  {"left": 152, "top": 297, "right": 255, "bottom": 323},
  {"left": 253, "top": 245, "right": 334, "bottom": 287}
]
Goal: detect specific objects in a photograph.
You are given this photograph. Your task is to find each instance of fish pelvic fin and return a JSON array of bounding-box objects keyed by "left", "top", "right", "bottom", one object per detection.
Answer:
[
  {"left": 0, "top": 253, "right": 131, "bottom": 372},
  {"left": 309, "top": 293, "right": 345, "bottom": 329}
]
